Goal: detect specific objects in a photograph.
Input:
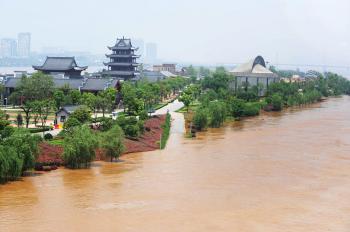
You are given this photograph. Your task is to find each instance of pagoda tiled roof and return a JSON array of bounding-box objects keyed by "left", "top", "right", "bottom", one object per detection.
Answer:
[
  {"left": 102, "top": 70, "right": 138, "bottom": 76},
  {"left": 106, "top": 54, "right": 140, "bottom": 58},
  {"left": 107, "top": 37, "right": 138, "bottom": 50},
  {"left": 103, "top": 62, "right": 139, "bottom": 66}
]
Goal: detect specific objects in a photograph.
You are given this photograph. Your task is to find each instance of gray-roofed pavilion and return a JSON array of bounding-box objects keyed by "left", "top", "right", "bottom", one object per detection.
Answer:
[
  {"left": 230, "top": 56, "right": 280, "bottom": 95},
  {"left": 33, "top": 57, "right": 87, "bottom": 78}
]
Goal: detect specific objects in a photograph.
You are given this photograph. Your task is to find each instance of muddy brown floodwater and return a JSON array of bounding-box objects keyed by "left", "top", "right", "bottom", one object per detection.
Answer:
[{"left": 1, "top": 97, "right": 350, "bottom": 232}]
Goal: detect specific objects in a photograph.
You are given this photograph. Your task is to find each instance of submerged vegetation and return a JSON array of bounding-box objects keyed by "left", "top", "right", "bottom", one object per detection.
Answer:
[
  {"left": 0, "top": 113, "right": 42, "bottom": 183},
  {"left": 183, "top": 69, "right": 350, "bottom": 132}
]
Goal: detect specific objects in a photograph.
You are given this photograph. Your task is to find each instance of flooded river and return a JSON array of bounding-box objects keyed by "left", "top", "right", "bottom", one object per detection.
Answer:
[{"left": 1, "top": 96, "right": 350, "bottom": 232}]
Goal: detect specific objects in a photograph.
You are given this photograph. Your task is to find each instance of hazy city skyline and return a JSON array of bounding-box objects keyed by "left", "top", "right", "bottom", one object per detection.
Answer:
[{"left": 0, "top": 0, "right": 349, "bottom": 67}]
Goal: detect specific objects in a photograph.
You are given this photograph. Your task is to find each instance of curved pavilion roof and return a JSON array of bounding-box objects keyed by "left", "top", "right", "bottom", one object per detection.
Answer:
[{"left": 230, "top": 56, "right": 278, "bottom": 78}]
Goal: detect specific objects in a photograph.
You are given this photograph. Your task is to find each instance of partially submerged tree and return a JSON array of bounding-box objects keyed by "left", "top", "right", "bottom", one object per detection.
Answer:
[
  {"left": 63, "top": 126, "right": 98, "bottom": 169},
  {"left": 101, "top": 125, "right": 124, "bottom": 162}
]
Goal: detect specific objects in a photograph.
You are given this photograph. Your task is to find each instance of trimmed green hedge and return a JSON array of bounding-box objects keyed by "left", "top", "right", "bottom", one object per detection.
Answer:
[
  {"left": 160, "top": 113, "right": 171, "bottom": 149},
  {"left": 29, "top": 126, "right": 51, "bottom": 133}
]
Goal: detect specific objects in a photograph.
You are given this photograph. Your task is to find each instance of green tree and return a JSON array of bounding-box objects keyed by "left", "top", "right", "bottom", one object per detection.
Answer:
[
  {"left": 81, "top": 92, "right": 99, "bottom": 119},
  {"left": 187, "top": 65, "right": 197, "bottom": 78},
  {"left": 53, "top": 90, "right": 65, "bottom": 110},
  {"left": 63, "top": 126, "right": 98, "bottom": 169},
  {"left": 0, "top": 110, "right": 14, "bottom": 140},
  {"left": 98, "top": 88, "right": 117, "bottom": 117},
  {"left": 69, "top": 106, "right": 91, "bottom": 123},
  {"left": 202, "top": 71, "right": 232, "bottom": 92},
  {"left": 242, "top": 103, "right": 260, "bottom": 116},
  {"left": 32, "top": 100, "right": 53, "bottom": 135},
  {"left": 0, "top": 146, "right": 23, "bottom": 182},
  {"left": 101, "top": 125, "right": 125, "bottom": 162},
  {"left": 270, "top": 94, "right": 283, "bottom": 111},
  {"left": 63, "top": 117, "right": 82, "bottom": 132},
  {"left": 69, "top": 89, "right": 81, "bottom": 105},
  {"left": 16, "top": 113, "right": 23, "bottom": 127},
  {"left": 192, "top": 108, "right": 208, "bottom": 131},
  {"left": 199, "top": 66, "right": 210, "bottom": 77},
  {"left": 95, "top": 88, "right": 116, "bottom": 118},
  {"left": 179, "top": 90, "right": 194, "bottom": 112},
  {"left": 208, "top": 101, "right": 226, "bottom": 127},
  {"left": 116, "top": 116, "right": 143, "bottom": 138},
  {"left": 230, "top": 98, "right": 245, "bottom": 118},
  {"left": 121, "top": 82, "right": 144, "bottom": 115},
  {"left": 4, "top": 129, "right": 41, "bottom": 173},
  {"left": 9, "top": 72, "right": 54, "bottom": 128}
]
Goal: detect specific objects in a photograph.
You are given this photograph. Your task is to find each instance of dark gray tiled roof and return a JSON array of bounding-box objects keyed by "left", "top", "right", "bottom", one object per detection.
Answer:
[
  {"left": 81, "top": 78, "right": 120, "bottom": 91},
  {"left": 53, "top": 78, "right": 83, "bottom": 89},
  {"left": 33, "top": 57, "right": 87, "bottom": 71},
  {"left": 109, "top": 79, "right": 119, "bottom": 88},
  {"left": 57, "top": 105, "right": 82, "bottom": 114},
  {"left": 81, "top": 79, "right": 107, "bottom": 91},
  {"left": 4, "top": 77, "right": 21, "bottom": 88},
  {"left": 4, "top": 77, "right": 119, "bottom": 91},
  {"left": 4, "top": 77, "right": 83, "bottom": 89}
]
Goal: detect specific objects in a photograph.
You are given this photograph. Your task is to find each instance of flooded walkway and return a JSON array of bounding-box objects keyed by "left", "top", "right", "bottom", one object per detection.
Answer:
[{"left": 1, "top": 97, "right": 350, "bottom": 232}]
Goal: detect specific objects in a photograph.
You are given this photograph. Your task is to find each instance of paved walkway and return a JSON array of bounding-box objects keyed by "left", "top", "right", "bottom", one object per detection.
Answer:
[{"left": 153, "top": 99, "right": 184, "bottom": 115}]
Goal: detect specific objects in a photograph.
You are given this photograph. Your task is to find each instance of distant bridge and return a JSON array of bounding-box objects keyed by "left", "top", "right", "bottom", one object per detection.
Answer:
[{"left": 271, "top": 63, "right": 350, "bottom": 70}]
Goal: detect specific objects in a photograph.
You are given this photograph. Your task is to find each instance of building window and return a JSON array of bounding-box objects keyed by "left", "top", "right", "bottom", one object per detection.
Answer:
[{"left": 60, "top": 116, "right": 66, "bottom": 122}]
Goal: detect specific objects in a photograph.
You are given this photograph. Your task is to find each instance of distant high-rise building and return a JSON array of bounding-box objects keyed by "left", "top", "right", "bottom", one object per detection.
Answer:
[
  {"left": 0, "top": 38, "right": 17, "bottom": 58},
  {"left": 145, "top": 43, "right": 157, "bottom": 64},
  {"left": 132, "top": 39, "right": 144, "bottom": 58},
  {"left": 17, "top": 33, "right": 31, "bottom": 57}
]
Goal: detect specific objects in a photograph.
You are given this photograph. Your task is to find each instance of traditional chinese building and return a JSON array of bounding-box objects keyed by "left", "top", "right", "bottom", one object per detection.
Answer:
[
  {"left": 33, "top": 57, "right": 87, "bottom": 78},
  {"left": 103, "top": 37, "right": 140, "bottom": 80}
]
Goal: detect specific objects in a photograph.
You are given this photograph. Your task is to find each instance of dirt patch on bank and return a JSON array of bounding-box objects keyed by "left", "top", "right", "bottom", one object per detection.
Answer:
[
  {"left": 36, "top": 115, "right": 166, "bottom": 166},
  {"left": 123, "top": 115, "right": 165, "bottom": 154}
]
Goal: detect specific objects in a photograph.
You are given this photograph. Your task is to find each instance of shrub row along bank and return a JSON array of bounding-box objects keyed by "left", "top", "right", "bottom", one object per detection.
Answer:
[
  {"left": 181, "top": 70, "right": 350, "bottom": 132},
  {"left": 160, "top": 113, "right": 171, "bottom": 149}
]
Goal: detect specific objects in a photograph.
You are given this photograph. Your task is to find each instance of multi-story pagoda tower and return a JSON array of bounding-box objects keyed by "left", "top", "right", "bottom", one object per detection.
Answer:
[{"left": 103, "top": 37, "right": 140, "bottom": 80}]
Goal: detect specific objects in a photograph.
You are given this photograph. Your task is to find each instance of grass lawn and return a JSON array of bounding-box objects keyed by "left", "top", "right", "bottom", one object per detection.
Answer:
[
  {"left": 47, "top": 139, "right": 64, "bottom": 146},
  {"left": 154, "top": 102, "right": 168, "bottom": 110},
  {"left": 176, "top": 101, "right": 201, "bottom": 113},
  {"left": 1, "top": 107, "right": 57, "bottom": 122}
]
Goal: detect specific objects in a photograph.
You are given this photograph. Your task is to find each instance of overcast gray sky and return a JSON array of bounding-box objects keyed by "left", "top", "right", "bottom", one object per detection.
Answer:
[{"left": 1, "top": 0, "right": 349, "bottom": 66}]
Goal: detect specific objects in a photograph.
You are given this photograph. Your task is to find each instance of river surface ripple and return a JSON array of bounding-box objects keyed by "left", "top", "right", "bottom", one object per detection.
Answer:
[{"left": 1, "top": 96, "right": 350, "bottom": 232}]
